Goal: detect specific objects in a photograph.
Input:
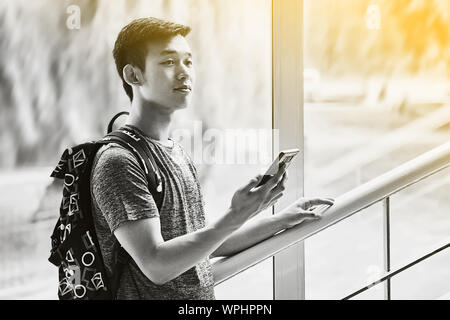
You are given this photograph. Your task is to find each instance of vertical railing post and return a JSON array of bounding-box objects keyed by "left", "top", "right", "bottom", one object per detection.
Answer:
[
  {"left": 382, "top": 197, "right": 391, "bottom": 300},
  {"left": 272, "top": 0, "right": 305, "bottom": 299}
]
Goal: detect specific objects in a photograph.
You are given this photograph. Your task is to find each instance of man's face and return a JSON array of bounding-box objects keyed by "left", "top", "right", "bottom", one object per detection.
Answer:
[{"left": 139, "top": 34, "right": 195, "bottom": 110}]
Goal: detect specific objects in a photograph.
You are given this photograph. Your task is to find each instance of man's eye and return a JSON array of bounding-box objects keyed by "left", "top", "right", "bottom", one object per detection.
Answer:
[
  {"left": 185, "top": 60, "right": 193, "bottom": 67},
  {"left": 162, "top": 60, "right": 175, "bottom": 66}
]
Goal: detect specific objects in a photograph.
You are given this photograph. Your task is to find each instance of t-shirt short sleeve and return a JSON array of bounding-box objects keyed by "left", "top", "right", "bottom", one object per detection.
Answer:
[{"left": 91, "top": 144, "right": 160, "bottom": 232}]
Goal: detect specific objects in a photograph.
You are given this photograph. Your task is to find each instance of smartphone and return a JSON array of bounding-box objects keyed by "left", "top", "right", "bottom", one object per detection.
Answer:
[{"left": 255, "top": 149, "right": 300, "bottom": 187}]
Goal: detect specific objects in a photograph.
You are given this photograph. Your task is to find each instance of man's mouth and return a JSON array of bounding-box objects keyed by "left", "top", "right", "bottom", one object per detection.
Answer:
[{"left": 173, "top": 85, "right": 192, "bottom": 93}]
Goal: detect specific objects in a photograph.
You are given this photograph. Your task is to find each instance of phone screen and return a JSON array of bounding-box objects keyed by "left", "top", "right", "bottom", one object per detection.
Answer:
[{"left": 256, "top": 149, "right": 300, "bottom": 187}]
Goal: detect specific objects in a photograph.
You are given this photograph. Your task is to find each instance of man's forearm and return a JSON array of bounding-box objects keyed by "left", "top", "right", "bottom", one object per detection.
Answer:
[
  {"left": 146, "top": 208, "right": 240, "bottom": 284},
  {"left": 210, "top": 214, "right": 288, "bottom": 258}
]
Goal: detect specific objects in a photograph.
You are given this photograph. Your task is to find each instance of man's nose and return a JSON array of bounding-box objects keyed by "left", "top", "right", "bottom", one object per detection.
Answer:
[
  {"left": 177, "top": 72, "right": 188, "bottom": 81},
  {"left": 176, "top": 64, "right": 191, "bottom": 81}
]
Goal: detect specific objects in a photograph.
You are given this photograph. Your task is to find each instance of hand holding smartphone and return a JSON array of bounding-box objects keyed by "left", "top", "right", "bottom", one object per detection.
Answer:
[{"left": 256, "top": 149, "right": 300, "bottom": 187}]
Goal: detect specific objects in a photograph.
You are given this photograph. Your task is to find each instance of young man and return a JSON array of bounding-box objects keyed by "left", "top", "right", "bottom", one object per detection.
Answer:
[{"left": 91, "top": 17, "right": 333, "bottom": 300}]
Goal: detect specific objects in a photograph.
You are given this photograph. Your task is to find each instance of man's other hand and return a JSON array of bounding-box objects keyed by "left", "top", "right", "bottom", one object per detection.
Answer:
[{"left": 279, "top": 197, "right": 335, "bottom": 229}]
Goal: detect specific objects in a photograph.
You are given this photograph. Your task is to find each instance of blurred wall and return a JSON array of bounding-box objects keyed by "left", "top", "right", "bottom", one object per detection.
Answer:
[
  {"left": 0, "top": 0, "right": 272, "bottom": 168},
  {"left": 305, "top": 0, "right": 450, "bottom": 77},
  {"left": 3, "top": 0, "right": 449, "bottom": 168}
]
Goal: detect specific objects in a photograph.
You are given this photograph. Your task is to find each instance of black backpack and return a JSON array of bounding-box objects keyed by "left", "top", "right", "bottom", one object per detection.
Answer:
[{"left": 48, "top": 112, "right": 164, "bottom": 300}]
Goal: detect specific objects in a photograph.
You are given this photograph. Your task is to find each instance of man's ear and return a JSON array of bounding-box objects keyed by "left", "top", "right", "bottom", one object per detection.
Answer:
[{"left": 123, "top": 64, "right": 144, "bottom": 86}]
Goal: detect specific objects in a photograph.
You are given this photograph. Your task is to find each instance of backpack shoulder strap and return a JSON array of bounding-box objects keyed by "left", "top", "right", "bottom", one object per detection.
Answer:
[
  {"left": 99, "top": 126, "right": 165, "bottom": 298},
  {"left": 103, "top": 128, "right": 164, "bottom": 209}
]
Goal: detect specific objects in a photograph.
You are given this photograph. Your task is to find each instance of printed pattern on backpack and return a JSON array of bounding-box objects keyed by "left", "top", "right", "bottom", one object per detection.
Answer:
[
  {"left": 49, "top": 126, "right": 163, "bottom": 300},
  {"left": 49, "top": 142, "right": 112, "bottom": 300}
]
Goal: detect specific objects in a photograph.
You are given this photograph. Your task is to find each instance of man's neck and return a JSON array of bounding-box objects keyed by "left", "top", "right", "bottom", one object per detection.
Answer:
[{"left": 125, "top": 98, "right": 174, "bottom": 144}]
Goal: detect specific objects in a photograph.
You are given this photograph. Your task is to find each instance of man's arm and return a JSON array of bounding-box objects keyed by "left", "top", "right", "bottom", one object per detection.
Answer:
[
  {"left": 210, "top": 197, "right": 335, "bottom": 258},
  {"left": 114, "top": 208, "right": 239, "bottom": 285},
  {"left": 209, "top": 214, "right": 288, "bottom": 258},
  {"left": 114, "top": 171, "right": 286, "bottom": 285}
]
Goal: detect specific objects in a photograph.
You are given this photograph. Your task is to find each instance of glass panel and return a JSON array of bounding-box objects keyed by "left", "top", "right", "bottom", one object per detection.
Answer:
[
  {"left": 305, "top": 202, "right": 384, "bottom": 299},
  {"left": 304, "top": 0, "right": 450, "bottom": 197},
  {"left": 0, "top": 0, "right": 272, "bottom": 299},
  {"left": 389, "top": 167, "right": 450, "bottom": 269},
  {"left": 349, "top": 281, "right": 385, "bottom": 300},
  {"left": 304, "top": 0, "right": 450, "bottom": 300},
  {"left": 214, "top": 258, "right": 273, "bottom": 300},
  {"left": 391, "top": 249, "right": 450, "bottom": 300}
]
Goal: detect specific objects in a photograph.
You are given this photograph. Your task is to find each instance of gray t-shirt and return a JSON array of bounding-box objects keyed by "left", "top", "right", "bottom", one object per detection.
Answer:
[{"left": 90, "top": 136, "right": 215, "bottom": 300}]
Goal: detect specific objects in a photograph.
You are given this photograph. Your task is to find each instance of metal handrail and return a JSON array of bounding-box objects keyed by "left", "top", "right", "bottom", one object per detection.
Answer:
[{"left": 212, "top": 141, "right": 450, "bottom": 285}]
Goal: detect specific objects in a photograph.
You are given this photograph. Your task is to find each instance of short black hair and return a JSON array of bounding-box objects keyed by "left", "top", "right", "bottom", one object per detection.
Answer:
[{"left": 113, "top": 17, "right": 191, "bottom": 102}]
